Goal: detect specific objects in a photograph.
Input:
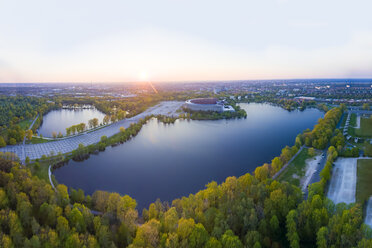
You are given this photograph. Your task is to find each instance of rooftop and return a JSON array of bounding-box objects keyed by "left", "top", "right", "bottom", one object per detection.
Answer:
[{"left": 189, "top": 98, "right": 218, "bottom": 104}]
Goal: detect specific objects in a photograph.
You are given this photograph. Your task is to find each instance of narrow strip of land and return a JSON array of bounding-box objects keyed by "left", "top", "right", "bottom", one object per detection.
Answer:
[
  {"left": 272, "top": 146, "right": 304, "bottom": 180},
  {"left": 0, "top": 101, "right": 183, "bottom": 161}
]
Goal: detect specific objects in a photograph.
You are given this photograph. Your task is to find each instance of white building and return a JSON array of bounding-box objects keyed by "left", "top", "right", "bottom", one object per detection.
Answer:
[{"left": 184, "top": 98, "right": 235, "bottom": 113}]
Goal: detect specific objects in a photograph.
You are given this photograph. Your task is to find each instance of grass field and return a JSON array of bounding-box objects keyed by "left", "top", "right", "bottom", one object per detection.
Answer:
[
  {"left": 356, "top": 159, "right": 372, "bottom": 203},
  {"left": 28, "top": 156, "right": 67, "bottom": 184},
  {"left": 28, "top": 160, "right": 50, "bottom": 182},
  {"left": 18, "top": 119, "right": 32, "bottom": 130},
  {"left": 26, "top": 136, "right": 51, "bottom": 144},
  {"left": 355, "top": 117, "right": 372, "bottom": 138},
  {"left": 278, "top": 148, "right": 315, "bottom": 187},
  {"left": 348, "top": 113, "right": 357, "bottom": 136}
]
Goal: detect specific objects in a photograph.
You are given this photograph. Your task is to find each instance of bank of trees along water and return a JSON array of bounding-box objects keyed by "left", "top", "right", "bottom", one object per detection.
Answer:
[
  {"left": 1, "top": 105, "right": 372, "bottom": 247},
  {"left": 0, "top": 96, "right": 56, "bottom": 147}
]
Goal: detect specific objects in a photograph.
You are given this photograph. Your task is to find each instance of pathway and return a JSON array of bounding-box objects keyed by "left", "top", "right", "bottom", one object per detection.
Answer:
[
  {"left": 272, "top": 146, "right": 304, "bottom": 180},
  {"left": 21, "top": 114, "right": 39, "bottom": 163}
]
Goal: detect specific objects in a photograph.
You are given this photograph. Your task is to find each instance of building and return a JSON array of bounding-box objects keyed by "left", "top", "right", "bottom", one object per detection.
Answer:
[{"left": 184, "top": 98, "right": 235, "bottom": 112}]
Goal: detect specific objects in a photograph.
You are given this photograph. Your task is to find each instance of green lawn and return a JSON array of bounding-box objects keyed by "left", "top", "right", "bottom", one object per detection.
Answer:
[
  {"left": 18, "top": 119, "right": 32, "bottom": 130},
  {"left": 356, "top": 159, "right": 372, "bottom": 203},
  {"left": 350, "top": 113, "right": 357, "bottom": 127},
  {"left": 348, "top": 113, "right": 357, "bottom": 136},
  {"left": 28, "top": 157, "right": 66, "bottom": 185},
  {"left": 28, "top": 160, "right": 50, "bottom": 182},
  {"left": 27, "top": 136, "right": 51, "bottom": 144},
  {"left": 355, "top": 117, "right": 372, "bottom": 138},
  {"left": 278, "top": 148, "right": 316, "bottom": 187}
]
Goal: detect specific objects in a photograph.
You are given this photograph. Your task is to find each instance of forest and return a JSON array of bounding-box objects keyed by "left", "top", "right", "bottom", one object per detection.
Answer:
[{"left": 0, "top": 96, "right": 56, "bottom": 146}]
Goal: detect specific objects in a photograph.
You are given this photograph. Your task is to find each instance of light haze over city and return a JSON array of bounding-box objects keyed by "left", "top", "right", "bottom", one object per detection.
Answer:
[{"left": 1, "top": 0, "right": 372, "bottom": 82}]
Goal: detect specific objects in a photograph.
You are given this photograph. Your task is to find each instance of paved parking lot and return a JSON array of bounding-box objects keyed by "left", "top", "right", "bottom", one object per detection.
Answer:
[
  {"left": 327, "top": 158, "right": 357, "bottom": 204},
  {"left": 0, "top": 101, "right": 184, "bottom": 161}
]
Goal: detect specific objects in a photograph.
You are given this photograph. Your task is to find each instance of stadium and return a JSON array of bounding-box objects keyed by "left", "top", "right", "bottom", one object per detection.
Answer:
[{"left": 184, "top": 98, "right": 235, "bottom": 112}]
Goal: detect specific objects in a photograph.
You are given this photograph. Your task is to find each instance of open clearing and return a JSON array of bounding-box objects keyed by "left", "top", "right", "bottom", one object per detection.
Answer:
[
  {"left": 327, "top": 158, "right": 357, "bottom": 205},
  {"left": 278, "top": 148, "right": 317, "bottom": 187},
  {"left": 356, "top": 159, "right": 372, "bottom": 203},
  {"left": 301, "top": 154, "right": 322, "bottom": 191}
]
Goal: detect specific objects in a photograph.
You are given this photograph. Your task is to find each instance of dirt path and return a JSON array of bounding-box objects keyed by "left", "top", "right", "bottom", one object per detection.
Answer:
[{"left": 301, "top": 154, "right": 322, "bottom": 191}]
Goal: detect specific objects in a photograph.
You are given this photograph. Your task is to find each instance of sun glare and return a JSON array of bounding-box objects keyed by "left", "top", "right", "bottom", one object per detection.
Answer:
[{"left": 139, "top": 71, "right": 149, "bottom": 81}]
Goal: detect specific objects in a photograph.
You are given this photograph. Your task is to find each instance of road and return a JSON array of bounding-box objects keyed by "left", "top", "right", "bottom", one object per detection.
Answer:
[{"left": 0, "top": 101, "right": 184, "bottom": 162}]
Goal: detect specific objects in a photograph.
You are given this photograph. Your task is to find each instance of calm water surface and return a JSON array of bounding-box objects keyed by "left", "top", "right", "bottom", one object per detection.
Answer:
[
  {"left": 54, "top": 103, "right": 323, "bottom": 209},
  {"left": 38, "top": 108, "right": 106, "bottom": 137}
]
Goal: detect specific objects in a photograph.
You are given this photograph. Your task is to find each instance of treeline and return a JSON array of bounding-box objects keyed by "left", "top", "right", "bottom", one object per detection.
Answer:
[
  {"left": 183, "top": 106, "right": 247, "bottom": 120},
  {"left": 65, "top": 123, "right": 87, "bottom": 137},
  {"left": 297, "top": 106, "right": 344, "bottom": 149},
  {"left": 2, "top": 105, "right": 372, "bottom": 247},
  {"left": 0, "top": 158, "right": 138, "bottom": 247},
  {"left": 68, "top": 117, "right": 152, "bottom": 162},
  {"left": 239, "top": 93, "right": 317, "bottom": 111},
  {"left": 255, "top": 146, "right": 299, "bottom": 180},
  {"left": 253, "top": 106, "right": 344, "bottom": 179},
  {"left": 0, "top": 96, "right": 52, "bottom": 127},
  {"left": 1, "top": 156, "right": 371, "bottom": 248},
  {"left": 0, "top": 96, "right": 55, "bottom": 147}
]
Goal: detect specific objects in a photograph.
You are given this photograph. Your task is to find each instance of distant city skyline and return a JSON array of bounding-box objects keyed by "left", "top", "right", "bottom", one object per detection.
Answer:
[{"left": 1, "top": 0, "right": 372, "bottom": 83}]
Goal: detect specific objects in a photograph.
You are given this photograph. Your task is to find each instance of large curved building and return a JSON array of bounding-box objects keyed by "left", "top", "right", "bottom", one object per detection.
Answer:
[{"left": 184, "top": 98, "right": 235, "bottom": 112}]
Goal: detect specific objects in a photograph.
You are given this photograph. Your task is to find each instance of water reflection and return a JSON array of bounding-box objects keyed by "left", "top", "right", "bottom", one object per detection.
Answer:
[
  {"left": 38, "top": 108, "right": 106, "bottom": 137},
  {"left": 54, "top": 103, "right": 323, "bottom": 209}
]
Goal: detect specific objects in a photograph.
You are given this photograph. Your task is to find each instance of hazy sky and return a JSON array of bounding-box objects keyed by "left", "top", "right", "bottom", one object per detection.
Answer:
[{"left": 1, "top": 0, "right": 372, "bottom": 82}]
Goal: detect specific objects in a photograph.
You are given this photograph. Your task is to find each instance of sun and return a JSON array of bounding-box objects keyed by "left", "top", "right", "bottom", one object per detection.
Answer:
[{"left": 139, "top": 71, "right": 149, "bottom": 81}]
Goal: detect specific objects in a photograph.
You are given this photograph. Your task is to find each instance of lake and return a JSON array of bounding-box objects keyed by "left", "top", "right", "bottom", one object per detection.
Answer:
[
  {"left": 38, "top": 107, "right": 106, "bottom": 137},
  {"left": 53, "top": 103, "right": 323, "bottom": 210}
]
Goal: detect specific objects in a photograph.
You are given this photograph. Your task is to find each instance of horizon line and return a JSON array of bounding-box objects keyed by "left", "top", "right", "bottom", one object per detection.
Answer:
[{"left": 1, "top": 77, "right": 372, "bottom": 84}]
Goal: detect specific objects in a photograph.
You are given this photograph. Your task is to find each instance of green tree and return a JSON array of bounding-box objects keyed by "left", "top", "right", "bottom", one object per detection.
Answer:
[
  {"left": 308, "top": 147, "right": 316, "bottom": 157},
  {"left": 286, "top": 210, "right": 300, "bottom": 248},
  {"left": 316, "top": 226, "right": 328, "bottom": 248},
  {"left": 271, "top": 157, "right": 283, "bottom": 174},
  {"left": 254, "top": 165, "right": 269, "bottom": 181},
  {"left": 9, "top": 137, "right": 17, "bottom": 145},
  {"left": 221, "top": 230, "right": 243, "bottom": 248},
  {"left": 56, "top": 184, "right": 70, "bottom": 208},
  {"left": 56, "top": 216, "right": 70, "bottom": 240},
  {"left": 189, "top": 223, "right": 209, "bottom": 248},
  {"left": 0, "top": 136, "right": 6, "bottom": 147},
  {"left": 68, "top": 207, "right": 86, "bottom": 233},
  {"left": 205, "top": 237, "right": 222, "bottom": 248},
  {"left": 65, "top": 233, "right": 82, "bottom": 248},
  {"left": 0, "top": 188, "right": 9, "bottom": 208}
]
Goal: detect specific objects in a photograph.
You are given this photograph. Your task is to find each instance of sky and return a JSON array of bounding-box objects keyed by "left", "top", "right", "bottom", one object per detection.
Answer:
[{"left": 1, "top": 0, "right": 372, "bottom": 83}]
